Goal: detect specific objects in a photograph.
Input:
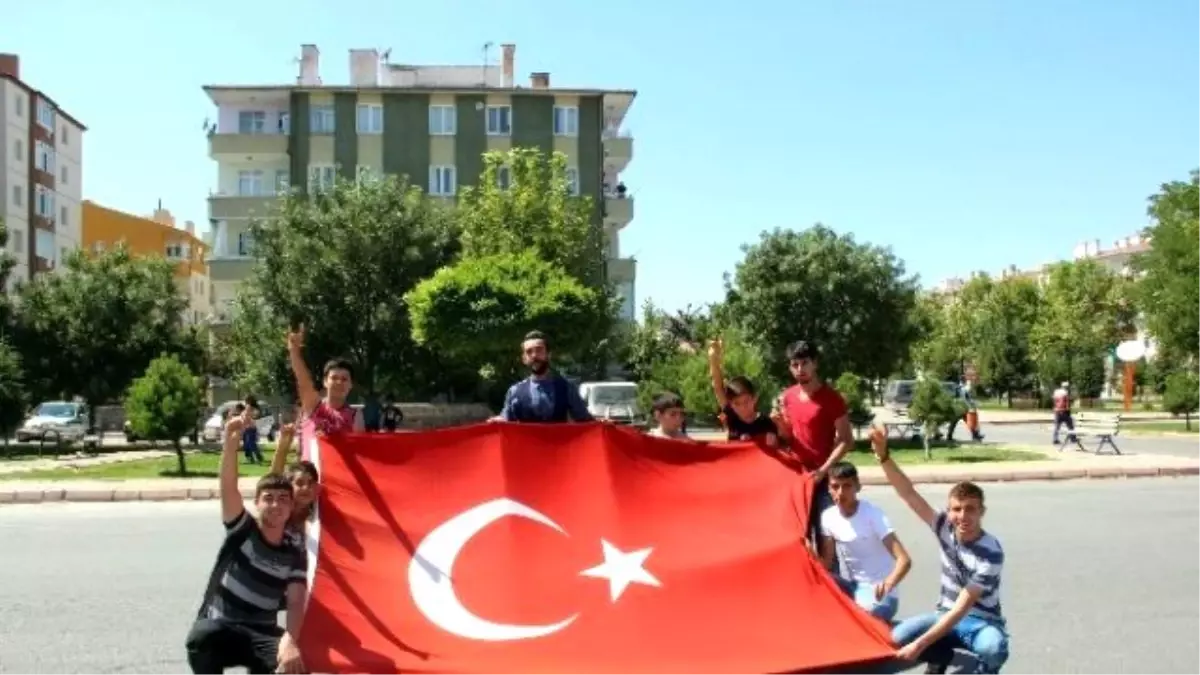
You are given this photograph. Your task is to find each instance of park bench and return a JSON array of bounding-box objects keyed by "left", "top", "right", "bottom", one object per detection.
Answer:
[
  {"left": 881, "top": 409, "right": 919, "bottom": 440},
  {"left": 1059, "top": 412, "right": 1123, "bottom": 455}
]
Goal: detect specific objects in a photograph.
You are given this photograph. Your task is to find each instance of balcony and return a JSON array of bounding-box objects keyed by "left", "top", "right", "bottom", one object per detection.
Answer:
[
  {"left": 208, "top": 132, "right": 288, "bottom": 159},
  {"left": 606, "top": 257, "right": 636, "bottom": 284},
  {"left": 603, "top": 129, "right": 633, "bottom": 173},
  {"left": 603, "top": 193, "right": 634, "bottom": 227},
  {"left": 208, "top": 193, "right": 279, "bottom": 220},
  {"left": 206, "top": 257, "right": 256, "bottom": 282}
]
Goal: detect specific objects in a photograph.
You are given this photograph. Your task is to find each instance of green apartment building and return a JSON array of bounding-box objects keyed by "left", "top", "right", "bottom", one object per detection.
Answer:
[{"left": 203, "top": 44, "right": 637, "bottom": 324}]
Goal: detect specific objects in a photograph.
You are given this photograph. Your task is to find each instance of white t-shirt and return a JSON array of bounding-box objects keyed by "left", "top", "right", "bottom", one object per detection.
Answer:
[{"left": 820, "top": 500, "right": 898, "bottom": 594}]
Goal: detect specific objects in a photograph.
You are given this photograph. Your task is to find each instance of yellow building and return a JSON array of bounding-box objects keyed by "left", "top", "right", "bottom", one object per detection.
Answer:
[{"left": 81, "top": 201, "right": 212, "bottom": 324}]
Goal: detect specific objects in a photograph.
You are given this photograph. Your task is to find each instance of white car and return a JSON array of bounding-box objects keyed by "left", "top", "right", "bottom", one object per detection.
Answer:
[
  {"left": 201, "top": 401, "right": 278, "bottom": 443},
  {"left": 578, "top": 381, "right": 642, "bottom": 424},
  {"left": 16, "top": 401, "right": 89, "bottom": 443}
]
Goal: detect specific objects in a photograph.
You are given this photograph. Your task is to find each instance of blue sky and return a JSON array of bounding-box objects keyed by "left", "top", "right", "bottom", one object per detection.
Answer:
[{"left": 4, "top": 0, "right": 1197, "bottom": 314}]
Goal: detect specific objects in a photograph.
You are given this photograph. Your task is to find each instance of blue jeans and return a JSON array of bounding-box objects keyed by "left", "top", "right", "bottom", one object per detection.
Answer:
[
  {"left": 892, "top": 611, "right": 1010, "bottom": 673},
  {"left": 834, "top": 577, "right": 898, "bottom": 622}
]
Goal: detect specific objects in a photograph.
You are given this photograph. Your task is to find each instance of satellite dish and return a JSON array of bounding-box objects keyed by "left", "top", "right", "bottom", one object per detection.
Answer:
[{"left": 1115, "top": 340, "right": 1146, "bottom": 363}]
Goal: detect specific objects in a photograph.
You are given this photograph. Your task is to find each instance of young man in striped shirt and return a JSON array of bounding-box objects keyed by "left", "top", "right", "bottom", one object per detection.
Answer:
[
  {"left": 870, "top": 427, "right": 1010, "bottom": 674},
  {"left": 185, "top": 413, "right": 308, "bottom": 674}
]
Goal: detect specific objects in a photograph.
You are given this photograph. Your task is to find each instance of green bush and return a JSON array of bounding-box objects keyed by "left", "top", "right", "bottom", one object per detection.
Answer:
[
  {"left": 0, "top": 341, "right": 26, "bottom": 440},
  {"left": 125, "top": 355, "right": 205, "bottom": 475},
  {"left": 1162, "top": 370, "right": 1199, "bottom": 430},
  {"left": 834, "top": 372, "right": 875, "bottom": 430},
  {"left": 908, "top": 378, "right": 966, "bottom": 458}
]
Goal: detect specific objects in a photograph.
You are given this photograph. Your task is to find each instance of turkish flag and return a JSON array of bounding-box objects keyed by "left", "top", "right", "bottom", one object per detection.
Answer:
[{"left": 300, "top": 423, "right": 897, "bottom": 674}]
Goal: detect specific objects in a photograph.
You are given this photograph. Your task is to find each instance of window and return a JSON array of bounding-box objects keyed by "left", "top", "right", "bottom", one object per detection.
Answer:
[
  {"left": 310, "top": 106, "right": 335, "bottom": 134},
  {"left": 429, "top": 165, "right": 456, "bottom": 196},
  {"left": 34, "top": 185, "right": 55, "bottom": 220},
  {"left": 616, "top": 280, "right": 636, "bottom": 322},
  {"left": 35, "top": 141, "right": 54, "bottom": 174},
  {"left": 61, "top": 165, "right": 68, "bottom": 184},
  {"left": 237, "top": 169, "right": 264, "bottom": 196},
  {"left": 166, "top": 243, "right": 187, "bottom": 258},
  {"left": 308, "top": 165, "right": 336, "bottom": 192},
  {"left": 14, "top": 139, "right": 21, "bottom": 161},
  {"left": 278, "top": 112, "right": 290, "bottom": 134},
  {"left": 60, "top": 125, "right": 69, "bottom": 144},
  {"left": 36, "top": 98, "right": 55, "bottom": 129},
  {"left": 274, "top": 170, "right": 290, "bottom": 194},
  {"left": 35, "top": 229, "right": 54, "bottom": 260},
  {"left": 553, "top": 106, "right": 578, "bottom": 136},
  {"left": 60, "top": 206, "right": 68, "bottom": 226},
  {"left": 486, "top": 106, "right": 511, "bottom": 136},
  {"left": 496, "top": 166, "right": 511, "bottom": 190},
  {"left": 429, "top": 105, "right": 456, "bottom": 135},
  {"left": 10, "top": 229, "right": 23, "bottom": 254},
  {"left": 565, "top": 167, "right": 580, "bottom": 196},
  {"left": 13, "top": 94, "right": 22, "bottom": 117},
  {"left": 356, "top": 104, "right": 383, "bottom": 134},
  {"left": 238, "top": 110, "right": 267, "bottom": 134},
  {"left": 11, "top": 185, "right": 21, "bottom": 207},
  {"left": 237, "top": 232, "right": 254, "bottom": 256}
]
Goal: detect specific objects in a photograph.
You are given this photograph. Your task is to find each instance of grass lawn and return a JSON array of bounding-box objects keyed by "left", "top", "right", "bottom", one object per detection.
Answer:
[
  {"left": 6, "top": 437, "right": 1045, "bottom": 481},
  {"left": 1123, "top": 420, "right": 1199, "bottom": 434}
]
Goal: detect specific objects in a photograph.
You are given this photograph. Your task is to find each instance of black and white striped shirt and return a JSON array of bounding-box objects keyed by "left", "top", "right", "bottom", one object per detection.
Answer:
[
  {"left": 934, "top": 511, "right": 1005, "bottom": 624},
  {"left": 197, "top": 510, "right": 307, "bottom": 625}
]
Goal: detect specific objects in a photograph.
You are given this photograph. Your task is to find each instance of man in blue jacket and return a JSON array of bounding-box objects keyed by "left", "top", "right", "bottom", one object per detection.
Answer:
[{"left": 493, "top": 331, "right": 594, "bottom": 424}]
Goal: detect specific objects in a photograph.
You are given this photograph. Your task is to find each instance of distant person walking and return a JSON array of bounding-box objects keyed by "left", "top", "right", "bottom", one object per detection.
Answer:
[{"left": 1051, "top": 381, "right": 1075, "bottom": 445}]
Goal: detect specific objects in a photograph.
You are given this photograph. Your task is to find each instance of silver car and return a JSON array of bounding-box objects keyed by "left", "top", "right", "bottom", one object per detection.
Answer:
[{"left": 16, "top": 401, "right": 89, "bottom": 443}]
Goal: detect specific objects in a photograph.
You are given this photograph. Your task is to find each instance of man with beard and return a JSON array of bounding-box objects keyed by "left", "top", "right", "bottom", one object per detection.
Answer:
[{"left": 493, "top": 331, "right": 594, "bottom": 423}]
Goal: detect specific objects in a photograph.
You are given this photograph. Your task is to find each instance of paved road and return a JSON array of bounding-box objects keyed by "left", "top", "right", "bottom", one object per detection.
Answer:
[
  {"left": 1, "top": 479, "right": 1197, "bottom": 674},
  {"left": 961, "top": 422, "right": 1199, "bottom": 459}
]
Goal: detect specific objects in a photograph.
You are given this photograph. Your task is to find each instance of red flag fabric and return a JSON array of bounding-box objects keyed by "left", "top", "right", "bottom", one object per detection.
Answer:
[{"left": 300, "top": 423, "right": 897, "bottom": 674}]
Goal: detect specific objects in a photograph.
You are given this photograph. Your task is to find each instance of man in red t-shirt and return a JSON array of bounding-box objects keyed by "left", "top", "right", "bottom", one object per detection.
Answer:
[{"left": 772, "top": 340, "right": 855, "bottom": 564}]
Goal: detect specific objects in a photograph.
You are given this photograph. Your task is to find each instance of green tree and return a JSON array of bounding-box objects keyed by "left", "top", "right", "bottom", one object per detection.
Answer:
[
  {"left": 457, "top": 148, "right": 606, "bottom": 288},
  {"left": 125, "top": 355, "right": 206, "bottom": 475},
  {"left": 907, "top": 379, "right": 966, "bottom": 459},
  {"left": 407, "top": 251, "right": 608, "bottom": 399},
  {"left": 231, "top": 173, "right": 460, "bottom": 401},
  {"left": 0, "top": 218, "right": 16, "bottom": 331},
  {"left": 913, "top": 292, "right": 976, "bottom": 383},
  {"left": 972, "top": 277, "right": 1042, "bottom": 402},
  {"left": 1030, "top": 259, "right": 1135, "bottom": 399},
  {"left": 11, "top": 245, "right": 193, "bottom": 424},
  {"left": 1161, "top": 370, "right": 1199, "bottom": 430},
  {"left": 0, "top": 340, "right": 26, "bottom": 442},
  {"left": 834, "top": 372, "right": 875, "bottom": 431},
  {"left": 726, "top": 225, "right": 921, "bottom": 384},
  {"left": 1133, "top": 171, "right": 1200, "bottom": 365}
]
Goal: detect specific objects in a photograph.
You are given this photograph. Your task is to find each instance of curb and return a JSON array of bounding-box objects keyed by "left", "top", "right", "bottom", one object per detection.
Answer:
[{"left": 1, "top": 467, "right": 1197, "bottom": 504}]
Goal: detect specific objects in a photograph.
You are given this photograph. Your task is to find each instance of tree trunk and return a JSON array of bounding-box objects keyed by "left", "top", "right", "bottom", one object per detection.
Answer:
[
  {"left": 174, "top": 439, "right": 188, "bottom": 476},
  {"left": 1187, "top": 413, "right": 1192, "bottom": 432},
  {"left": 922, "top": 425, "right": 933, "bottom": 460}
]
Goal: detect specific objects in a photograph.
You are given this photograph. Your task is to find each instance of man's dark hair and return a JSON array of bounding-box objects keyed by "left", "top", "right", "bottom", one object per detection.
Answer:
[
  {"left": 233, "top": 403, "right": 246, "bottom": 415},
  {"left": 287, "top": 460, "right": 319, "bottom": 483},
  {"left": 829, "top": 461, "right": 858, "bottom": 482},
  {"left": 949, "top": 481, "right": 985, "bottom": 504},
  {"left": 725, "top": 376, "right": 758, "bottom": 398},
  {"left": 255, "top": 472, "right": 294, "bottom": 497},
  {"left": 243, "top": 395, "right": 258, "bottom": 408},
  {"left": 523, "top": 330, "right": 549, "bottom": 347},
  {"left": 786, "top": 340, "right": 820, "bottom": 361},
  {"left": 652, "top": 392, "right": 685, "bottom": 413},
  {"left": 323, "top": 358, "right": 354, "bottom": 379}
]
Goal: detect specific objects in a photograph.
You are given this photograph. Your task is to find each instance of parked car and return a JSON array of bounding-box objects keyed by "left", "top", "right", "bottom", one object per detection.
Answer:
[
  {"left": 883, "top": 379, "right": 962, "bottom": 413},
  {"left": 200, "top": 401, "right": 278, "bottom": 443},
  {"left": 578, "top": 381, "right": 642, "bottom": 424},
  {"left": 16, "top": 401, "right": 90, "bottom": 443}
]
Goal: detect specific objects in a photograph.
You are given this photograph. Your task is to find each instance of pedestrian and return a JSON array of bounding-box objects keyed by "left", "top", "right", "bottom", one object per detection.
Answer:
[
  {"left": 707, "top": 337, "right": 778, "bottom": 444},
  {"left": 241, "top": 396, "right": 264, "bottom": 465},
  {"left": 771, "top": 340, "right": 855, "bottom": 562},
  {"left": 819, "top": 461, "right": 912, "bottom": 622},
  {"left": 869, "top": 426, "right": 1010, "bottom": 674},
  {"left": 1051, "top": 381, "right": 1075, "bottom": 445},
  {"left": 286, "top": 324, "right": 363, "bottom": 461},
  {"left": 491, "top": 331, "right": 593, "bottom": 424},
  {"left": 184, "top": 413, "right": 306, "bottom": 674},
  {"left": 381, "top": 395, "right": 403, "bottom": 433},
  {"left": 646, "top": 392, "right": 689, "bottom": 439}
]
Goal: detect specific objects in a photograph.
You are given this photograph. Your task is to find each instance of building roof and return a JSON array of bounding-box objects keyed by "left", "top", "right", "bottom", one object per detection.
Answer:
[
  {"left": 0, "top": 73, "right": 87, "bottom": 131},
  {"left": 202, "top": 84, "right": 636, "bottom": 103}
]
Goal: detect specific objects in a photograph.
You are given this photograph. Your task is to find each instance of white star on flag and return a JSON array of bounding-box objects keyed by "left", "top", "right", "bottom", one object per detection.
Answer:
[{"left": 579, "top": 539, "right": 662, "bottom": 602}]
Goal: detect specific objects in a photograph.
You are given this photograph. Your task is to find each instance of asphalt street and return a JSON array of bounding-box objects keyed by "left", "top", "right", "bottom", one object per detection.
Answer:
[
  {"left": 961, "top": 422, "right": 1199, "bottom": 459},
  {"left": 0, "top": 478, "right": 1197, "bottom": 674}
]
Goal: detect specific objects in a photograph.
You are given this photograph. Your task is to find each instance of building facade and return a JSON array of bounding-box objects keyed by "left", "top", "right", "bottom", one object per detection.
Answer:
[
  {"left": 0, "top": 53, "right": 85, "bottom": 292},
  {"left": 204, "top": 44, "right": 637, "bottom": 322},
  {"left": 82, "top": 201, "right": 212, "bottom": 324}
]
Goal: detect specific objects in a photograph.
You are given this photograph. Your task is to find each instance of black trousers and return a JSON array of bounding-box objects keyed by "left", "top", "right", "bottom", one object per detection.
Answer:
[{"left": 185, "top": 618, "right": 283, "bottom": 674}]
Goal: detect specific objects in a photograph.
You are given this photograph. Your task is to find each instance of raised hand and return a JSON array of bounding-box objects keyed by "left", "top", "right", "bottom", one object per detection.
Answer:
[
  {"left": 707, "top": 336, "right": 724, "bottom": 361},
  {"left": 869, "top": 425, "right": 889, "bottom": 462},
  {"left": 286, "top": 324, "right": 306, "bottom": 352}
]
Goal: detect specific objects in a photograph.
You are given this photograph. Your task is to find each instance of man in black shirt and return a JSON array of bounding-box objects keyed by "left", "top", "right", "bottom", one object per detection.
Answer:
[{"left": 708, "top": 337, "right": 780, "bottom": 443}]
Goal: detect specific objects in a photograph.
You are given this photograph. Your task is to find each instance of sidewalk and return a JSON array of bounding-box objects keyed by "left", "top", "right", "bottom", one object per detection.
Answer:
[{"left": 0, "top": 451, "right": 1194, "bottom": 504}]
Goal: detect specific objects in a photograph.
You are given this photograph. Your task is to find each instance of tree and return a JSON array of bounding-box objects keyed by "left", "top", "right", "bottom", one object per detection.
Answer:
[
  {"left": 726, "top": 225, "right": 921, "bottom": 384},
  {"left": 1133, "top": 171, "right": 1200, "bottom": 365},
  {"left": 971, "top": 277, "right": 1042, "bottom": 402},
  {"left": 0, "top": 218, "right": 16, "bottom": 331},
  {"left": 0, "top": 340, "right": 26, "bottom": 442},
  {"left": 1030, "top": 260, "right": 1135, "bottom": 399},
  {"left": 231, "top": 173, "right": 460, "bottom": 401},
  {"left": 125, "top": 355, "right": 206, "bottom": 475},
  {"left": 1161, "top": 370, "right": 1199, "bottom": 430},
  {"left": 406, "top": 251, "right": 608, "bottom": 397},
  {"left": 907, "top": 379, "right": 965, "bottom": 459},
  {"left": 11, "top": 245, "right": 193, "bottom": 424},
  {"left": 834, "top": 372, "right": 875, "bottom": 431},
  {"left": 457, "top": 149, "right": 606, "bottom": 288}
]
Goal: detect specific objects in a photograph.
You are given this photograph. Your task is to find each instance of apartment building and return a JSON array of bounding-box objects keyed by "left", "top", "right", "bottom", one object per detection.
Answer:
[
  {"left": 204, "top": 43, "right": 638, "bottom": 323},
  {"left": 0, "top": 54, "right": 85, "bottom": 292},
  {"left": 82, "top": 201, "right": 212, "bottom": 324}
]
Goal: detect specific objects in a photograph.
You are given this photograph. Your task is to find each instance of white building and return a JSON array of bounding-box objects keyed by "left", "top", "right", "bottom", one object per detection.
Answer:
[{"left": 0, "top": 53, "right": 85, "bottom": 292}]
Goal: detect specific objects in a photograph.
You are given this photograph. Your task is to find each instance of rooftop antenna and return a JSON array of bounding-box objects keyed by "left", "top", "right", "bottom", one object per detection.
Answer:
[{"left": 481, "top": 41, "right": 494, "bottom": 87}]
